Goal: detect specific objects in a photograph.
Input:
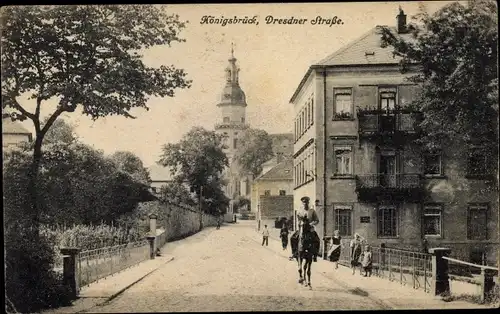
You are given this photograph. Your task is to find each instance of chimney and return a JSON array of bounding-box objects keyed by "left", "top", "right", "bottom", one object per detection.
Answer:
[{"left": 397, "top": 6, "right": 407, "bottom": 34}]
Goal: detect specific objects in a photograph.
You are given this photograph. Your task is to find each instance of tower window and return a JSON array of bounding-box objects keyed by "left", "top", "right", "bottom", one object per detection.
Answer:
[{"left": 223, "top": 117, "right": 230, "bottom": 123}]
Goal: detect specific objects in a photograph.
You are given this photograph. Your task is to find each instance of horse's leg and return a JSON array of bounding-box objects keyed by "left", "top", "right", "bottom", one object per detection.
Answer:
[
  {"left": 297, "top": 256, "right": 304, "bottom": 283},
  {"left": 306, "top": 258, "right": 312, "bottom": 288},
  {"left": 303, "top": 256, "right": 309, "bottom": 286}
]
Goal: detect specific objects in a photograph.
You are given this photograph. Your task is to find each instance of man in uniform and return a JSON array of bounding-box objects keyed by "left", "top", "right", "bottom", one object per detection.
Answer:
[{"left": 296, "top": 196, "right": 320, "bottom": 261}]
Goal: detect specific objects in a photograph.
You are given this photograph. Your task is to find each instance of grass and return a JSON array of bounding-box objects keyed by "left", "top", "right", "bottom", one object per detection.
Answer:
[{"left": 441, "top": 285, "right": 500, "bottom": 306}]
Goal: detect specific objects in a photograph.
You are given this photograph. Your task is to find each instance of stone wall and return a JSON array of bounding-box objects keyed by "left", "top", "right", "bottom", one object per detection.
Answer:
[{"left": 142, "top": 200, "right": 218, "bottom": 242}]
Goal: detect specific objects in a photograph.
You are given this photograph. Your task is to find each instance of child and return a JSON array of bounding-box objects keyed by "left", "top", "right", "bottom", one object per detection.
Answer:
[
  {"left": 361, "top": 245, "right": 373, "bottom": 277},
  {"left": 262, "top": 225, "right": 269, "bottom": 246}
]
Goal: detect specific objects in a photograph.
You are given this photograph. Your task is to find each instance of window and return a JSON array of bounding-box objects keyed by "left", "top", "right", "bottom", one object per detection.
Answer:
[
  {"left": 334, "top": 205, "right": 352, "bottom": 237},
  {"left": 334, "top": 146, "right": 353, "bottom": 175},
  {"left": 264, "top": 190, "right": 271, "bottom": 196},
  {"left": 378, "top": 206, "right": 398, "bottom": 237},
  {"left": 467, "top": 149, "right": 488, "bottom": 176},
  {"left": 380, "top": 91, "right": 396, "bottom": 112},
  {"left": 311, "top": 99, "right": 314, "bottom": 124},
  {"left": 241, "top": 117, "right": 245, "bottom": 123},
  {"left": 233, "top": 138, "right": 238, "bottom": 149},
  {"left": 424, "top": 152, "right": 442, "bottom": 176},
  {"left": 279, "top": 190, "right": 286, "bottom": 196},
  {"left": 223, "top": 117, "right": 230, "bottom": 123},
  {"left": 423, "top": 204, "right": 442, "bottom": 236},
  {"left": 468, "top": 204, "right": 488, "bottom": 240},
  {"left": 334, "top": 88, "right": 353, "bottom": 117}
]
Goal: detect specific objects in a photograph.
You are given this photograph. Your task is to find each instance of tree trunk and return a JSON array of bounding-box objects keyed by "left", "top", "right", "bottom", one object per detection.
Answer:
[{"left": 27, "top": 135, "right": 44, "bottom": 239}]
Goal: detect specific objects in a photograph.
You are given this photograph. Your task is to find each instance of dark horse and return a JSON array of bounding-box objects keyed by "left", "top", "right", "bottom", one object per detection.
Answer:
[{"left": 290, "top": 219, "right": 320, "bottom": 289}]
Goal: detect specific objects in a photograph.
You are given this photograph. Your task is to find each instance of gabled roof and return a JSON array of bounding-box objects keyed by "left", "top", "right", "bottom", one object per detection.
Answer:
[
  {"left": 255, "top": 158, "right": 293, "bottom": 182},
  {"left": 290, "top": 26, "right": 416, "bottom": 103},
  {"left": 148, "top": 163, "right": 176, "bottom": 182},
  {"left": 2, "top": 118, "right": 32, "bottom": 135},
  {"left": 316, "top": 26, "right": 414, "bottom": 66}
]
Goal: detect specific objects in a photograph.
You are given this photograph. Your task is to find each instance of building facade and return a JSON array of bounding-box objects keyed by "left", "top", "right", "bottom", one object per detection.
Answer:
[
  {"left": 291, "top": 10, "right": 498, "bottom": 264},
  {"left": 2, "top": 118, "right": 32, "bottom": 153},
  {"left": 251, "top": 158, "right": 294, "bottom": 230}
]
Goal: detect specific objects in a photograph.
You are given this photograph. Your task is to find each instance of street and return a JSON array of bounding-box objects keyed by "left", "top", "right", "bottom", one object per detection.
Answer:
[{"left": 90, "top": 221, "right": 390, "bottom": 312}]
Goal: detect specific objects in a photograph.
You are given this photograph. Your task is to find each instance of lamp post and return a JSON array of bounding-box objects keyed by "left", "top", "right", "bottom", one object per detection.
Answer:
[{"left": 199, "top": 186, "right": 203, "bottom": 230}]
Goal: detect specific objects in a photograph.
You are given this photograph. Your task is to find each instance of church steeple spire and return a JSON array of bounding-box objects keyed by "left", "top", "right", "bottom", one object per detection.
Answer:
[{"left": 226, "top": 42, "right": 240, "bottom": 85}]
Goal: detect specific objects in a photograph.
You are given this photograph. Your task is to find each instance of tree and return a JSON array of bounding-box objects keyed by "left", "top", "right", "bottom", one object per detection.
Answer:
[
  {"left": 3, "top": 141, "right": 155, "bottom": 226},
  {"left": 233, "top": 128, "right": 275, "bottom": 177},
  {"left": 110, "top": 151, "right": 151, "bottom": 185},
  {"left": 1, "top": 5, "right": 191, "bottom": 232},
  {"left": 43, "top": 117, "right": 78, "bottom": 145},
  {"left": 159, "top": 181, "right": 196, "bottom": 206},
  {"left": 379, "top": 1, "right": 498, "bottom": 158},
  {"left": 158, "top": 127, "right": 229, "bottom": 215}
]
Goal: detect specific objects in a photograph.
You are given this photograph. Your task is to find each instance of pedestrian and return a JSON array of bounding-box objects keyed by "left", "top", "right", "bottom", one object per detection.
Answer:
[
  {"left": 350, "top": 233, "right": 364, "bottom": 275},
  {"left": 280, "top": 222, "right": 289, "bottom": 250},
  {"left": 262, "top": 224, "right": 269, "bottom": 246},
  {"left": 327, "top": 229, "right": 343, "bottom": 269},
  {"left": 361, "top": 245, "right": 373, "bottom": 277}
]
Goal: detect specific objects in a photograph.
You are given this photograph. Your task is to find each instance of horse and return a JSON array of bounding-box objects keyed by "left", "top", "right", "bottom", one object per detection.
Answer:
[{"left": 290, "top": 220, "right": 320, "bottom": 289}]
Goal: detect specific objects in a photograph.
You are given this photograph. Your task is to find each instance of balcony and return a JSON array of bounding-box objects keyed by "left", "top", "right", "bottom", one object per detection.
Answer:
[
  {"left": 355, "top": 173, "right": 425, "bottom": 202},
  {"left": 214, "top": 121, "right": 249, "bottom": 130},
  {"left": 357, "top": 109, "right": 421, "bottom": 145}
]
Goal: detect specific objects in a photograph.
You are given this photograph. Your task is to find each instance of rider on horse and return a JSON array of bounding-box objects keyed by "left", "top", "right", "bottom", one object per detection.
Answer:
[{"left": 291, "top": 196, "right": 320, "bottom": 261}]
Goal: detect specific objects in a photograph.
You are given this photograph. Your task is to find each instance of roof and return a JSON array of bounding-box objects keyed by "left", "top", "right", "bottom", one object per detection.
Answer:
[
  {"left": 316, "top": 26, "right": 414, "bottom": 66},
  {"left": 2, "top": 118, "right": 32, "bottom": 135},
  {"left": 148, "top": 163, "right": 176, "bottom": 182},
  {"left": 255, "top": 158, "right": 293, "bottom": 182},
  {"left": 290, "top": 26, "right": 416, "bottom": 103}
]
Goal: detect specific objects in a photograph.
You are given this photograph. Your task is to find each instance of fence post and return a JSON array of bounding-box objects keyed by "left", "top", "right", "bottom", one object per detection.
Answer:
[
  {"left": 146, "top": 235, "right": 156, "bottom": 260},
  {"left": 60, "top": 247, "right": 80, "bottom": 300},
  {"left": 429, "top": 247, "right": 451, "bottom": 296},
  {"left": 480, "top": 268, "right": 496, "bottom": 303}
]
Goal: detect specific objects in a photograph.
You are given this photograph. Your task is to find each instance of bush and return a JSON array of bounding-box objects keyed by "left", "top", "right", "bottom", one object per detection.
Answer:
[{"left": 5, "top": 228, "right": 73, "bottom": 313}]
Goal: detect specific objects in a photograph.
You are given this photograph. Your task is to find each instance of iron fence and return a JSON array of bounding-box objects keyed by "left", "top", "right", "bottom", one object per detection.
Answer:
[
  {"left": 76, "top": 228, "right": 169, "bottom": 288},
  {"left": 326, "top": 238, "right": 433, "bottom": 293},
  {"left": 76, "top": 239, "right": 149, "bottom": 288}
]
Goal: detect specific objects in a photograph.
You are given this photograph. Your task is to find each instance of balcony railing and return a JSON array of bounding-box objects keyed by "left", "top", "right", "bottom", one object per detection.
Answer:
[
  {"left": 357, "top": 109, "right": 421, "bottom": 136},
  {"left": 355, "top": 173, "right": 424, "bottom": 202}
]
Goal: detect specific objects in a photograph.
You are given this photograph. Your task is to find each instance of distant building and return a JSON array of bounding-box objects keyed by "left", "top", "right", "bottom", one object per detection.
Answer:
[
  {"left": 251, "top": 158, "right": 293, "bottom": 229},
  {"left": 147, "top": 163, "right": 175, "bottom": 195},
  {"left": 290, "top": 9, "right": 498, "bottom": 264},
  {"left": 2, "top": 118, "right": 32, "bottom": 152}
]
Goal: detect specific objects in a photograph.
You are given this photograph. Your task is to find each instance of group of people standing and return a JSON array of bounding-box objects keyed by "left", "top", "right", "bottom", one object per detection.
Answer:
[{"left": 327, "top": 232, "right": 373, "bottom": 277}]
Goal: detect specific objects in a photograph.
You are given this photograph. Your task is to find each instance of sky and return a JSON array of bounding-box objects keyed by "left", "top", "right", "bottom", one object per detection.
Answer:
[{"left": 13, "top": 2, "right": 456, "bottom": 167}]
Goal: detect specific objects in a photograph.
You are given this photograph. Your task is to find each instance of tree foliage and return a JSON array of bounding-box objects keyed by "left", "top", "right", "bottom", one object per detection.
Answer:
[
  {"left": 159, "top": 181, "right": 197, "bottom": 207},
  {"left": 233, "top": 128, "right": 275, "bottom": 177},
  {"left": 43, "top": 116, "right": 78, "bottom": 145},
  {"left": 379, "top": 1, "right": 498, "bottom": 157},
  {"left": 3, "top": 141, "right": 155, "bottom": 227},
  {"left": 158, "top": 127, "right": 229, "bottom": 215},
  {"left": 1, "top": 5, "right": 191, "bottom": 229},
  {"left": 110, "top": 151, "right": 151, "bottom": 185}
]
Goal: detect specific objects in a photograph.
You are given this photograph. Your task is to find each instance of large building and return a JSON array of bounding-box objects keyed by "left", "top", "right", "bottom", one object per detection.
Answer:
[
  {"left": 290, "top": 9, "right": 498, "bottom": 264},
  {"left": 214, "top": 47, "right": 293, "bottom": 218},
  {"left": 2, "top": 118, "right": 32, "bottom": 152}
]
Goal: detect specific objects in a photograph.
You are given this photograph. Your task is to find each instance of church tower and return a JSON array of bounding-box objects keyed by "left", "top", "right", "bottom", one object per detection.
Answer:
[
  {"left": 214, "top": 44, "right": 249, "bottom": 208},
  {"left": 215, "top": 44, "right": 249, "bottom": 162}
]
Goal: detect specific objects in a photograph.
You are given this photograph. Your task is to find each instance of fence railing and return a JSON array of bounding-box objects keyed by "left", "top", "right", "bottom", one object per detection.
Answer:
[
  {"left": 327, "top": 239, "right": 433, "bottom": 293},
  {"left": 443, "top": 256, "right": 498, "bottom": 302},
  {"left": 76, "top": 228, "right": 167, "bottom": 288}
]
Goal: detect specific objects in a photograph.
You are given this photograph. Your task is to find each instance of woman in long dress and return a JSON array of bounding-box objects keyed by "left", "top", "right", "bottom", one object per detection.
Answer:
[
  {"left": 328, "top": 230, "right": 342, "bottom": 269},
  {"left": 350, "top": 233, "right": 364, "bottom": 275}
]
